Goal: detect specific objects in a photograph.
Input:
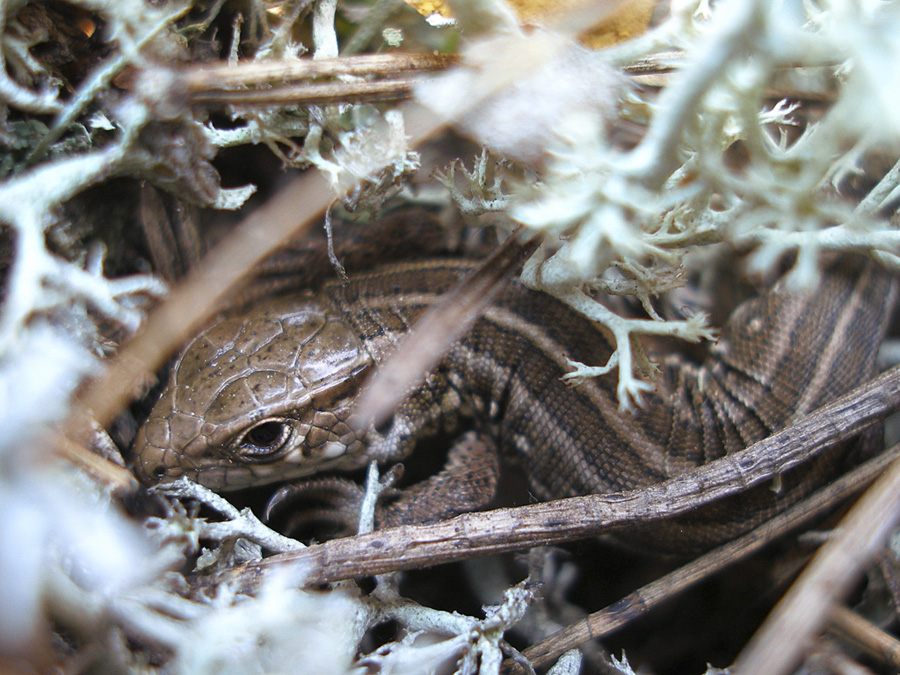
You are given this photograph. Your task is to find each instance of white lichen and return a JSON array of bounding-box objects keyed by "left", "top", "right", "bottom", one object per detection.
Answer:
[
  {"left": 434, "top": 151, "right": 512, "bottom": 217},
  {"left": 500, "top": 0, "right": 900, "bottom": 408},
  {"left": 152, "top": 479, "right": 305, "bottom": 566},
  {"left": 175, "top": 577, "right": 370, "bottom": 675},
  {"left": 361, "top": 578, "right": 537, "bottom": 675}
]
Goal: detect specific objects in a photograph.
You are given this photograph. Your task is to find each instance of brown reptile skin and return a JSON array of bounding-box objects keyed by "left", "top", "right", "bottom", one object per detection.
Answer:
[{"left": 133, "top": 256, "right": 896, "bottom": 553}]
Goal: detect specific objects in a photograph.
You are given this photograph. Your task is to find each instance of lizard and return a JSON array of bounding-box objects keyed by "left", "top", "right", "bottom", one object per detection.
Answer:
[{"left": 131, "top": 232, "right": 897, "bottom": 554}]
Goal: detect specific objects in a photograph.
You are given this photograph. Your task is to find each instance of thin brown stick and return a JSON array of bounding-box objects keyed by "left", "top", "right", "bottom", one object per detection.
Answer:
[
  {"left": 516, "top": 444, "right": 900, "bottom": 671},
  {"left": 198, "top": 365, "right": 900, "bottom": 594},
  {"left": 354, "top": 230, "right": 540, "bottom": 431},
  {"left": 828, "top": 605, "right": 900, "bottom": 669},
  {"left": 181, "top": 53, "right": 457, "bottom": 92},
  {"left": 803, "top": 643, "right": 877, "bottom": 674},
  {"left": 733, "top": 444, "right": 900, "bottom": 675},
  {"left": 191, "top": 77, "right": 417, "bottom": 107},
  {"left": 50, "top": 432, "right": 137, "bottom": 491},
  {"left": 70, "top": 169, "right": 331, "bottom": 433}
]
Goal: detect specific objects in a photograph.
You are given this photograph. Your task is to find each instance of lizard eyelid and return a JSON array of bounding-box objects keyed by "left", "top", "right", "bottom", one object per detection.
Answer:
[{"left": 233, "top": 418, "right": 294, "bottom": 462}]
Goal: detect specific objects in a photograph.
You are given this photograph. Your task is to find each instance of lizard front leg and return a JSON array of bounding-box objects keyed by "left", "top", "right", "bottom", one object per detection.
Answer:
[
  {"left": 266, "top": 432, "right": 499, "bottom": 535},
  {"left": 377, "top": 431, "right": 500, "bottom": 527}
]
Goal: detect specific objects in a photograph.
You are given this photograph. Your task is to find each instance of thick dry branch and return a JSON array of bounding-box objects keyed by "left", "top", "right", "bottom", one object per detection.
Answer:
[{"left": 199, "top": 365, "right": 900, "bottom": 593}]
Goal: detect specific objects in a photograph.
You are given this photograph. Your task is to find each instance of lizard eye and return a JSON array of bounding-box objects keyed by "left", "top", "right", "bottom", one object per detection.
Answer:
[{"left": 235, "top": 419, "right": 292, "bottom": 461}]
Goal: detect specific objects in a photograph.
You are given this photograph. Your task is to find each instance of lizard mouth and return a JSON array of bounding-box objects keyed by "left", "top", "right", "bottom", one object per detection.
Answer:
[{"left": 131, "top": 443, "right": 187, "bottom": 486}]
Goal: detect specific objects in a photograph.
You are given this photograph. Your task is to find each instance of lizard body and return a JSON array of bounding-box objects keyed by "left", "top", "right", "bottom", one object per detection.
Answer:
[{"left": 133, "top": 255, "right": 896, "bottom": 552}]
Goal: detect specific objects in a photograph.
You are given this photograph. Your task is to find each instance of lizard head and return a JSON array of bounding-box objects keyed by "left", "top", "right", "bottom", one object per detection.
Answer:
[{"left": 132, "top": 294, "right": 374, "bottom": 491}]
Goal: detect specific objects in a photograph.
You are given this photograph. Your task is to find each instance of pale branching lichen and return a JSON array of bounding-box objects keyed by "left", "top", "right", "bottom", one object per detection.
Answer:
[
  {"left": 152, "top": 479, "right": 305, "bottom": 563},
  {"left": 360, "top": 578, "right": 538, "bottom": 675},
  {"left": 327, "top": 108, "right": 422, "bottom": 211},
  {"left": 546, "top": 649, "right": 583, "bottom": 675},
  {"left": 608, "top": 653, "right": 639, "bottom": 675},
  {"left": 357, "top": 460, "right": 395, "bottom": 535},
  {"left": 434, "top": 151, "right": 512, "bottom": 217},
  {"left": 494, "top": 0, "right": 900, "bottom": 408}
]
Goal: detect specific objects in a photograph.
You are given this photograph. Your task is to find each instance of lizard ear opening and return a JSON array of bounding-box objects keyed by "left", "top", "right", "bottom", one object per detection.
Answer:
[{"left": 234, "top": 418, "right": 293, "bottom": 461}]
